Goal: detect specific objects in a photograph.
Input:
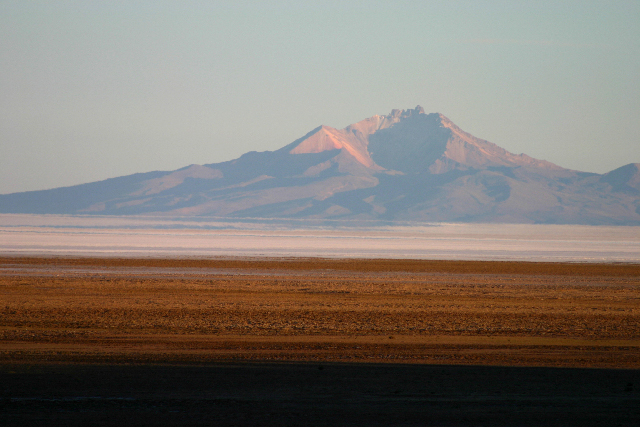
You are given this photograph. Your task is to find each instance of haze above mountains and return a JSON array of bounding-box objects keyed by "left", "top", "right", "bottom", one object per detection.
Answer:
[{"left": 2, "top": 107, "right": 639, "bottom": 225}]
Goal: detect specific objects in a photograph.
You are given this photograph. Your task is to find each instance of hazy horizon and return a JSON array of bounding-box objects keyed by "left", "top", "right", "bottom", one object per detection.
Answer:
[
  {"left": 2, "top": 1, "right": 639, "bottom": 194},
  {"left": 1, "top": 214, "right": 639, "bottom": 263}
]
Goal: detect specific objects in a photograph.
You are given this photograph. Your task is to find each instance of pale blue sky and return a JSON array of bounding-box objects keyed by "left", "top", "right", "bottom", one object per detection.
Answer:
[{"left": 1, "top": 1, "right": 638, "bottom": 194}]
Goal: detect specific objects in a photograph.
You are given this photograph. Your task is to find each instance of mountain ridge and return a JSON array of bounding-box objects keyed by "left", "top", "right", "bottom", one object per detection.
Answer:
[{"left": 1, "top": 107, "right": 638, "bottom": 225}]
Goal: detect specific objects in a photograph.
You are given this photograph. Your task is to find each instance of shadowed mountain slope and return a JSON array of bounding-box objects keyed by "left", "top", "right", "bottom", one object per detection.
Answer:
[{"left": 1, "top": 107, "right": 639, "bottom": 225}]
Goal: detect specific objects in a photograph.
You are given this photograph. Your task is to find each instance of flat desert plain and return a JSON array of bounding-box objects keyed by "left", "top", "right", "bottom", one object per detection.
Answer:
[{"left": 2, "top": 256, "right": 640, "bottom": 426}]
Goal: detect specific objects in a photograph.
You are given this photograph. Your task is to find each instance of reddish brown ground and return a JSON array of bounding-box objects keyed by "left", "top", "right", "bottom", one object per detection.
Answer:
[{"left": 2, "top": 256, "right": 639, "bottom": 368}]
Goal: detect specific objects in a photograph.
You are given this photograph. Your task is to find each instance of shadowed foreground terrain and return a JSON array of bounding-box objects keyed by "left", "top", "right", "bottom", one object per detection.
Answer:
[
  {"left": 2, "top": 363, "right": 639, "bottom": 426},
  {"left": 1, "top": 257, "right": 639, "bottom": 425}
]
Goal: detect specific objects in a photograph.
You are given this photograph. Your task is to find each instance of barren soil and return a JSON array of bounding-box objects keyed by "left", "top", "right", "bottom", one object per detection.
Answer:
[
  {"left": 2, "top": 257, "right": 639, "bottom": 367},
  {"left": 1, "top": 256, "right": 639, "bottom": 425}
]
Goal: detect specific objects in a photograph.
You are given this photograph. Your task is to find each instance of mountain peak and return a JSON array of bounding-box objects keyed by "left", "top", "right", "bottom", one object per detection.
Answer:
[
  {"left": 285, "top": 106, "right": 564, "bottom": 174},
  {"left": 286, "top": 106, "right": 430, "bottom": 169},
  {"left": 2, "top": 106, "right": 638, "bottom": 224},
  {"left": 288, "top": 123, "right": 378, "bottom": 169},
  {"left": 601, "top": 163, "right": 640, "bottom": 192},
  {"left": 386, "top": 105, "right": 425, "bottom": 120}
]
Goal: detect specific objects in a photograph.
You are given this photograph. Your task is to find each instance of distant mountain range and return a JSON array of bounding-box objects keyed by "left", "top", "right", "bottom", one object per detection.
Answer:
[{"left": 2, "top": 106, "right": 639, "bottom": 225}]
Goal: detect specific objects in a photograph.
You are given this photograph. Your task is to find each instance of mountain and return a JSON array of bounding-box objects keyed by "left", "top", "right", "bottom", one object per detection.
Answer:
[{"left": 1, "top": 106, "right": 639, "bottom": 225}]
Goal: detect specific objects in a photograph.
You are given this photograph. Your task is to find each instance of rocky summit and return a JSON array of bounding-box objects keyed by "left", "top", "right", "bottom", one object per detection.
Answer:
[{"left": 1, "top": 106, "right": 639, "bottom": 225}]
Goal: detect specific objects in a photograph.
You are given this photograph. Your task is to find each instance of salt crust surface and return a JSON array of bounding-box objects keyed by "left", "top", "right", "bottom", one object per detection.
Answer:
[{"left": 0, "top": 214, "right": 638, "bottom": 262}]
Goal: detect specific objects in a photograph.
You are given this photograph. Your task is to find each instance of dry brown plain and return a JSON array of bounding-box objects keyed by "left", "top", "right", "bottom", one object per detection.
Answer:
[
  {"left": 2, "top": 256, "right": 639, "bottom": 367},
  {"left": 2, "top": 257, "right": 640, "bottom": 426}
]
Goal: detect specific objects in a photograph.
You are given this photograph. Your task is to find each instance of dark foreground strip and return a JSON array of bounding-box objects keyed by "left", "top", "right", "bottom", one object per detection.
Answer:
[{"left": 1, "top": 362, "right": 639, "bottom": 426}]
